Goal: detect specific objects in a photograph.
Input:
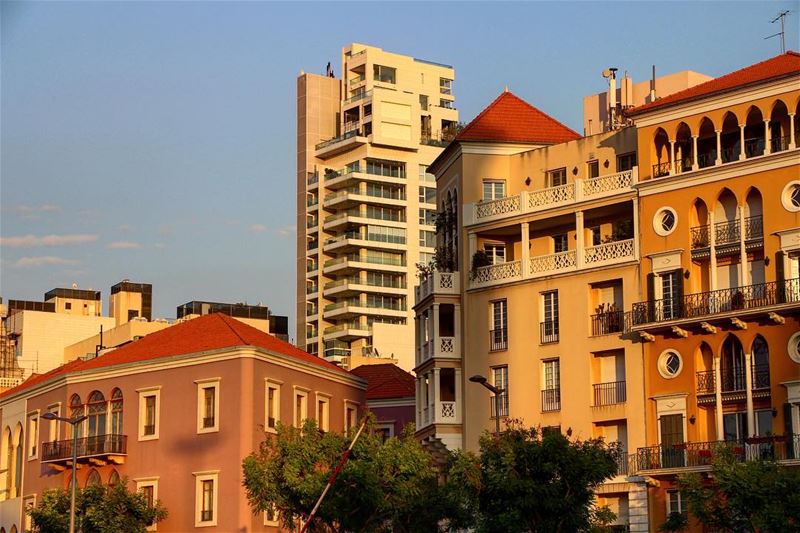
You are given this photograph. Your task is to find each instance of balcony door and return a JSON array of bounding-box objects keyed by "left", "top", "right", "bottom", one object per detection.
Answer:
[
  {"left": 659, "top": 270, "right": 681, "bottom": 320},
  {"left": 721, "top": 336, "right": 746, "bottom": 392},
  {"left": 659, "top": 414, "right": 685, "bottom": 468}
]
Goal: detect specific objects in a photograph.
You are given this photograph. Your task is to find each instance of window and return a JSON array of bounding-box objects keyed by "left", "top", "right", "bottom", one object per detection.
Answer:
[
  {"left": 589, "top": 226, "right": 601, "bottom": 246},
  {"left": 541, "top": 291, "right": 559, "bottom": 343},
  {"left": 491, "top": 366, "right": 508, "bottom": 417},
  {"left": 440, "top": 78, "right": 452, "bottom": 95},
  {"left": 376, "top": 423, "right": 393, "bottom": 443},
  {"left": 65, "top": 302, "right": 72, "bottom": 310},
  {"left": 196, "top": 379, "right": 220, "bottom": 433},
  {"left": 781, "top": 181, "right": 800, "bottom": 212},
  {"left": 789, "top": 332, "right": 800, "bottom": 364},
  {"left": 294, "top": 388, "right": 309, "bottom": 428},
  {"left": 316, "top": 394, "right": 330, "bottom": 432},
  {"left": 659, "top": 270, "right": 681, "bottom": 320},
  {"left": 137, "top": 387, "right": 160, "bottom": 440},
  {"left": 373, "top": 64, "right": 396, "bottom": 84},
  {"left": 490, "top": 299, "right": 508, "bottom": 351},
  {"left": 26, "top": 413, "right": 38, "bottom": 459},
  {"left": 657, "top": 349, "right": 683, "bottom": 379},
  {"left": 345, "top": 402, "right": 358, "bottom": 431},
  {"left": 419, "top": 208, "right": 436, "bottom": 226},
  {"left": 482, "top": 180, "right": 505, "bottom": 201},
  {"left": 483, "top": 243, "right": 506, "bottom": 265},
  {"left": 264, "top": 503, "right": 279, "bottom": 526},
  {"left": 110, "top": 389, "right": 123, "bottom": 435},
  {"left": 542, "top": 359, "right": 561, "bottom": 412},
  {"left": 587, "top": 160, "right": 599, "bottom": 179},
  {"left": 547, "top": 168, "right": 567, "bottom": 187},
  {"left": 194, "top": 471, "right": 219, "bottom": 527},
  {"left": 439, "top": 99, "right": 454, "bottom": 109},
  {"left": 86, "top": 469, "right": 102, "bottom": 487},
  {"left": 418, "top": 165, "right": 435, "bottom": 183},
  {"left": 265, "top": 380, "right": 281, "bottom": 432},
  {"left": 87, "top": 391, "right": 107, "bottom": 438},
  {"left": 553, "top": 233, "right": 569, "bottom": 253},
  {"left": 419, "top": 94, "right": 429, "bottom": 111},
  {"left": 617, "top": 152, "right": 637, "bottom": 172},
  {"left": 419, "top": 186, "right": 436, "bottom": 205},
  {"left": 419, "top": 230, "right": 436, "bottom": 248},
  {"left": 667, "top": 490, "right": 687, "bottom": 517},
  {"left": 653, "top": 207, "right": 677, "bottom": 236},
  {"left": 70, "top": 394, "right": 84, "bottom": 439},
  {"left": 46, "top": 404, "right": 60, "bottom": 442}
]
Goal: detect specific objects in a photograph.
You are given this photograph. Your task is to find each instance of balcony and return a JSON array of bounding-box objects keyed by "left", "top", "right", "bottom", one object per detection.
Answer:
[
  {"left": 314, "top": 129, "right": 368, "bottom": 159},
  {"left": 418, "top": 336, "right": 459, "bottom": 365},
  {"left": 591, "top": 311, "right": 624, "bottom": 336},
  {"left": 593, "top": 381, "right": 626, "bottom": 406},
  {"left": 695, "top": 363, "right": 770, "bottom": 402},
  {"left": 41, "top": 434, "right": 127, "bottom": 467},
  {"left": 690, "top": 216, "right": 763, "bottom": 252},
  {"left": 541, "top": 388, "right": 561, "bottom": 412},
  {"left": 323, "top": 254, "right": 406, "bottom": 275},
  {"left": 629, "top": 278, "right": 800, "bottom": 329},
  {"left": 419, "top": 399, "right": 461, "bottom": 429},
  {"left": 465, "top": 168, "right": 637, "bottom": 227},
  {"left": 489, "top": 328, "right": 507, "bottom": 352},
  {"left": 323, "top": 323, "right": 371, "bottom": 341},
  {"left": 540, "top": 320, "right": 559, "bottom": 344},
  {"left": 629, "top": 435, "right": 800, "bottom": 474},
  {"left": 415, "top": 271, "right": 459, "bottom": 303}
]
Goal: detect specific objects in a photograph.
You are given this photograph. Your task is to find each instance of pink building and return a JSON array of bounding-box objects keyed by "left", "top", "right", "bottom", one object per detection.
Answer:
[
  {"left": 350, "top": 364, "right": 415, "bottom": 440},
  {"left": 0, "top": 313, "right": 366, "bottom": 532}
]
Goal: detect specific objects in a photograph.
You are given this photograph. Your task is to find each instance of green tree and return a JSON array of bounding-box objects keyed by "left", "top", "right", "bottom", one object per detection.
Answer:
[
  {"left": 675, "top": 446, "right": 800, "bottom": 532},
  {"left": 28, "top": 477, "right": 167, "bottom": 533},
  {"left": 242, "top": 418, "right": 449, "bottom": 533},
  {"left": 444, "top": 421, "right": 621, "bottom": 533}
]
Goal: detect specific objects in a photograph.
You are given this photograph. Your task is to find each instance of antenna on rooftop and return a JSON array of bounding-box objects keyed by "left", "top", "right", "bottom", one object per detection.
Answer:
[{"left": 765, "top": 10, "right": 791, "bottom": 53}]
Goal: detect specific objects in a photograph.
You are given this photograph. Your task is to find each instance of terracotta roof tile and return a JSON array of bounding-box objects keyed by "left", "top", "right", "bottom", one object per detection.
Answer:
[
  {"left": 630, "top": 51, "right": 800, "bottom": 115},
  {"left": 350, "top": 363, "right": 415, "bottom": 400},
  {"left": 456, "top": 90, "right": 581, "bottom": 144},
  {"left": 1, "top": 313, "right": 352, "bottom": 399}
]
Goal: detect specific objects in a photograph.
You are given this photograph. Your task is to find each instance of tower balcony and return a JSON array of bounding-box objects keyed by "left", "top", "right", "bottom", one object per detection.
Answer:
[{"left": 415, "top": 271, "right": 460, "bottom": 304}]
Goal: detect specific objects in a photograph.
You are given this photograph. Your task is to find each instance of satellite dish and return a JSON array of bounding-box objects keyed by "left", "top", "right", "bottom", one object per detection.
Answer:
[
  {"left": 72, "top": 283, "right": 78, "bottom": 289},
  {"left": 602, "top": 69, "right": 612, "bottom": 78}
]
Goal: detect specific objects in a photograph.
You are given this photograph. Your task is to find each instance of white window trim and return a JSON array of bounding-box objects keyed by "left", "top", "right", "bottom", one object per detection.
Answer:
[
  {"left": 789, "top": 332, "right": 800, "bottom": 364},
  {"left": 23, "top": 494, "right": 37, "bottom": 532},
  {"left": 653, "top": 207, "right": 678, "bottom": 236},
  {"left": 657, "top": 349, "right": 683, "bottom": 379},
  {"left": 193, "top": 470, "right": 219, "bottom": 528},
  {"left": 315, "top": 392, "right": 331, "bottom": 432},
  {"left": 482, "top": 178, "right": 506, "bottom": 201},
  {"left": 265, "top": 379, "right": 283, "bottom": 433},
  {"left": 781, "top": 180, "right": 800, "bottom": 212},
  {"left": 137, "top": 386, "right": 161, "bottom": 441},
  {"left": 27, "top": 409, "right": 40, "bottom": 460},
  {"left": 376, "top": 422, "right": 394, "bottom": 440},
  {"left": 344, "top": 400, "right": 360, "bottom": 432},
  {"left": 666, "top": 490, "right": 685, "bottom": 516},
  {"left": 293, "top": 386, "right": 310, "bottom": 428},
  {"left": 46, "top": 403, "right": 61, "bottom": 443},
  {"left": 263, "top": 503, "right": 279, "bottom": 526},
  {"left": 195, "top": 378, "right": 221, "bottom": 434},
  {"left": 135, "top": 477, "right": 160, "bottom": 531}
]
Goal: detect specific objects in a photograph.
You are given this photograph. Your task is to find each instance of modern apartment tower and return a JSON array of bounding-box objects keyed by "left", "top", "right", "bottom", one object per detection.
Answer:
[{"left": 297, "top": 44, "right": 459, "bottom": 371}]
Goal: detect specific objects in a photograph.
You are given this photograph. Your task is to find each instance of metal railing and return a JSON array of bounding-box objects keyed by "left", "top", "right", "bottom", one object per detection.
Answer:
[
  {"left": 591, "top": 311, "right": 624, "bottom": 336},
  {"left": 697, "top": 151, "right": 716, "bottom": 168},
  {"left": 343, "top": 89, "right": 372, "bottom": 106},
  {"left": 690, "top": 216, "right": 762, "bottom": 249},
  {"left": 593, "top": 381, "right": 626, "bottom": 406},
  {"left": 629, "top": 434, "right": 799, "bottom": 473},
  {"left": 652, "top": 161, "right": 670, "bottom": 178},
  {"left": 697, "top": 370, "right": 715, "bottom": 394},
  {"left": 771, "top": 135, "right": 789, "bottom": 153},
  {"left": 629, "top": 278, "right": 800, "bottom": 326},
  {"left": 540, "top": 320, "right": 559, "bottom": 344},
  {"left": 744, "top": 216, "right": 763, "bottom": 240},
  {"left": 41, "top": 434, "right": 127, "bottom": 462},
  {"left": 721, "top": 145, "right": 739, "bottom": 163},
  {"left": 690, "top": 224, "right": 710, "bottom": 248},
  {"left": 697, "top": 363, "right": 771, "bottom": 395},
  {"left": 489, "top": 328, "right": 507, "bottom": 351},
  {"left": 744, "top": 137, "right": 765, "bottom": 158},
  {"left": 715, "top": 219, "right": 740, "bottom": 244},
  {"left": 541, "top": 388, "right": 561, "bottom": 412}
]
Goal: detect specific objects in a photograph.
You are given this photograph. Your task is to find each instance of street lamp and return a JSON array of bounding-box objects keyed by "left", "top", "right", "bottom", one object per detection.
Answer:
[
  {"left": 42, "top": 411, "right": 87, "bottom": 533},
  {"left": 469, "top": 374, "right": 504, "bottom": 435}
]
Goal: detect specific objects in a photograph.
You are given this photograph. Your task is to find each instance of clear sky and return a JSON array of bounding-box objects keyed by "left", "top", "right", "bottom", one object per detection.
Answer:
[{"left": 1, "top": 1, "right": 797, "bottom": 342}]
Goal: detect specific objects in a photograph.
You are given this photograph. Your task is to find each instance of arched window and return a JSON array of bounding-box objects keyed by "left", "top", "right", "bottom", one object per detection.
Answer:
[
  {"left": 744, "top": 106, "right": 765, "bottom": 158},
  {"left": 70, "top": 394, "right": 84, "bottom": 439},
  {"left": 13, "top": 424, "right": 23, "bottom": 497},
  {"left": 675, "top": 122, "right": 692, "bottom": 173},
  {"left": 3, "top": 427, "right": 12, "bottom": 498},
  {"left": 770, "top": 100, "right": 790, "bottom": 152},
  {"left": 697, "top": 117, "right": 716, "bottom": 168},
  {"left": 752, "top": 336, "right": 770, "bottom": 390},
  {"left": 111, "top": 388, "right": 123, "bottom": 435},
  {"left": 721, "top": 336, "right": 745, "bottom": 392},
  {"left": 108, "top": 469, "right": 121, "bottom": 486},
  {"left": 86, "top": 469, "right": 102, "bottom": 487},
  {"left": 87, "top": 391, "right": 107, "bottom": 439},
  {"left": 720, "top": 112, "right": 740, "bottom": 163},
  {"left": 653, "top": 128, "right": 671, "bottom": 177},
  {"left": 10, "top": 526, "right": 17, "bottom": 533}
]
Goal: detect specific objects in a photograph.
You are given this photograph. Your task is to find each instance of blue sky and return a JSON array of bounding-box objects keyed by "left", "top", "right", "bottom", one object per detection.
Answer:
[{"left": 1, "top": 1, "right": 797, "bottom": 341}]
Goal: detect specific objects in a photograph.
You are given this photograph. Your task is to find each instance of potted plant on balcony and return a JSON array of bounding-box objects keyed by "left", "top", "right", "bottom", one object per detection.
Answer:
[
  {"left": 470, "top": 250, "right": 491, "bottom": 280},
  {"left": 731, "top": 290, "right": 745, "bottom": 311}
]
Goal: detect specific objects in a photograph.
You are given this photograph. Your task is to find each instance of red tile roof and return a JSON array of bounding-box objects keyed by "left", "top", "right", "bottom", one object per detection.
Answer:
[
  {"left": 350, "top": 363, "right": 415, "bottom": 401},
  {"left": 630, "top": 51, "right": 800, "bottom": 115},
  {"left": 455, "top": 90, "right": 581, "bottom": 144},
  {"left": 1, "top": 313, "right": 353, "bottom": 399}
]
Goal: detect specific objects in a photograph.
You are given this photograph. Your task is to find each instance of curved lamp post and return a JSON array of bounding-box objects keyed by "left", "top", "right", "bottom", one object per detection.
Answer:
[
  {"left": 42, "top": 411, "right": 87, "bottom": 533},
  {"left": 468, "top": 374, "right": 504, "bottom": 435}
]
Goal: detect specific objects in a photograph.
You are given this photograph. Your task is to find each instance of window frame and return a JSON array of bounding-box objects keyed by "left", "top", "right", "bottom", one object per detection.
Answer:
[
  {"left": 195, "top": 378, "right": 221, "bottom": 434},
  {"left": 135, "top": 477, "right": 159, "bottom": 531},
  {"left": 263, "top": 502, "right": 280, "bottom": 526},
  {"left": 46, "top": 403, "right": 61, "bottom": 443},
  {"left": 193, "top": 470, "right": 219, "bottom": 528},
  {"left": 587, "top": 160, "right": 600, "bottom": 179},
  {"left": 316, "top": 393, "right": 331, "bottom": 432},
  {"left": 482, "top": 179, "right": 506, "bottom": 201},
  {"left": 491, "top": 365, "right": 509, "bottom": 418},
  {"left": 265, "top": 379, "right": 282, "bottom": 433},
  {"left": 26, "top": 410, "right": 39, "bottom": 460},
  {"left": 344, "top": 401, "right": 359, "bottom": 432},
  {"left": 483, "top": 243, "right": 506, "bottom": 265},
  {"left": 553, "top": 233, "right": 569, "bottom": 253},
  {"left": 137, "top": 387, "right": 161, "bottom": 441},
  {"left": 547, "top": 167, "right": 567, "bottom": 187},
  {"left": 293, "top": 387, "right": 310, "bottom": 429},
  {"left": 666, "top": 490, "right": 687, "bottom": 517}
]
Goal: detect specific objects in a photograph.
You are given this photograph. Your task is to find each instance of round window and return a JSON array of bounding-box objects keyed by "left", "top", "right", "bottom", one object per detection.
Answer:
[
  {"left": 781, "top": 182, "right": 800, "bottom": 212},
  {"left": 653, "top": 207, "right": 678, "bottom": 236},
  {"left": 789, "top": 332, "right": 800, "bottom": 364},
  {"left": 658, "top": 349, "right": 683, "bottom": 379}
]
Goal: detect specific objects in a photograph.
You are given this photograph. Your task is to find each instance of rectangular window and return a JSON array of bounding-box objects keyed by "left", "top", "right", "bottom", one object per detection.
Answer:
[
  {"left": 482, "top": 179, "right": 505, "bottom": 201},
  {"left": 723, "top": 412, "right": 748, "bottom": 441},
  {"left": 491, "top": 366, "right": 509, "bottom": 417},
  {"left": 294, "top": 389, "right": 309, "bottom": 428},
  {"left": 376, "top": 423, "right": 393, "bottom": 443},
  {"left": 419, "top": 94, "right": 429, "bottom": 111},
  {"left": 373, "top": 64, "right": 396, "bottom": 84},
  {"left": 419, "top": 186, "right": 436, "bottom": 204},
  {"left": 345, "top": 402, "right": 358, "bottom": 431},
  {"left": 135, "top": 477, "right": 159, "bottom": 531},
  {"left": 547, "top": 167, "right": 567, "bottom": 187},
  {"left": 440, "top": 78, "right": 453, "bottom": 95},
  {"left": 418, "top": 165, "right": 435, "bottom": 183},
  {"left": 317, "top": 394, "right": 330, "bottom": 432},
  {"left": 617, "top": 152, "right": 637, "bottom": 172},
  {"left": 27, "top": 413, "right": 39, "bottom": 459},
  {"left": 264, "top": 503, "right": 279, "bottom": 526},
  {"left": 484, "top": 243, "right": 506, "bottom": 265},
  {"left": 266, "top": 381, "right": 281, "bottom": 432},
  {"left": 196, "top": 379, "right": 220, "bottom": 433},
  {"left": 543, "top": 359, "right": 561, "bottom": 390},
  {"left": 553, "top": 233, "right": 569, "bottom": 253},
  {"left": 47, "top": 404, "right": 60, "bottom": 442},
  {"left": 589, "top": 226, "right": 602, "bottom": 246},
  {"left": 419, "top": 208, "right": 436, "bottom": 226},
  {"left": 194, "top": 471, "right": 219, "bottom": 527},
  {"left": 587, "top": 160, "right": 599, "bottom": 179},
  {"left": 659, "top": 270, "right": 681, "bottom": 320},
  {"left": 439, "top": 99, "right": 454, "bottom": 109},
  {"left": 138, "top": 387, "right": 161, "bottom": 441},
  {"left": 667, "top": 490, "right": 687, "bottom": 517},
  {"left": 541, "top": 291, "right": 559, "bottom": 343},
  {"left": 490, "top": 299, "right": 508, "bottom": 351}
]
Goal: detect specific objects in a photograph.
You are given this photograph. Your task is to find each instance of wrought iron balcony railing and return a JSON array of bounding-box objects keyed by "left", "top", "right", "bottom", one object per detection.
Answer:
[
  {"left": 652, "top": 162, "right": 670, "bottom": 178},
  {"left": 593, "top": 381, "right": 626, "bottom": 406},
  {"left": 541, "top": 388, "right": 561, "bottom": 412},
  {"left": 591, "top": 311, "right": 624, "bottom": 336},
  {"left": 539, "top": 320, "right": 559, "bottom": 344},
  {"left": 41, "top": 434, "right": 127, "bottom": 463},
  {"left": 629, "top": 278, "right": 800, "bottom": 327},
  {"left": 489, "top": 328, "right": 507, "bottom": 352}
]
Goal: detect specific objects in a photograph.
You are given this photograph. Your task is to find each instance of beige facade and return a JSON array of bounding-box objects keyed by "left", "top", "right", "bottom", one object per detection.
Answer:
[
  {"left": 297, "top": 43, "right": 458, "bottom": 371},
  {"left": 63, "top": 319, "right": 171, "bottom": 360}
]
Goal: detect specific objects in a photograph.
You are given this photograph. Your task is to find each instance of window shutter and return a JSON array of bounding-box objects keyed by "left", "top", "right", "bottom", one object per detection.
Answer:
[
  {"left": 646, "top": 272, "right": 656, "bottom": 322},
  {"left": 776, "top": 251, "right": 786, "bottom": 303},
  {"left": 784, "top": 403, "right": 795, "bottom": 459}
]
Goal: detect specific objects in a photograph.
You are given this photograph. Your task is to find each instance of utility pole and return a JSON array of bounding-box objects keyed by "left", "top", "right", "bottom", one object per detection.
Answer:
[{"left": 765, "top": 10, "right": 790, "bottom": 53}]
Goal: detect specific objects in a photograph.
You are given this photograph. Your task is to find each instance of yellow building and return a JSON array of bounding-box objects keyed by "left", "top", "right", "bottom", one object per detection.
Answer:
[
  {"left": 296, "top": 43, "right": 458, "bottom": 371},
  {"left": 623, "top": 51, "right": 800, "bottom": 532}
]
